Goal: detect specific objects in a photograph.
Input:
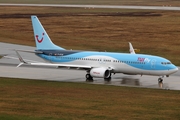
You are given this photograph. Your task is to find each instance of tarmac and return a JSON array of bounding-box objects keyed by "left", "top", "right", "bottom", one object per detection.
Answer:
[
  {"left": 0, "top": 42, "right": 179, "bottom": 90},
  {"left": 1, "top": 4, "right": 180, "bottom": 11}
]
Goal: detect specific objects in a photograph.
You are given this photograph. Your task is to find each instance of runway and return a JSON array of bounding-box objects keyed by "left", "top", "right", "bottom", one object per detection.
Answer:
[
  {"left": 1, "top": 3, "right": 180, "bottom": 11},
  {"left": 0, "top": 42, "right": 179, "bottom": 90}
]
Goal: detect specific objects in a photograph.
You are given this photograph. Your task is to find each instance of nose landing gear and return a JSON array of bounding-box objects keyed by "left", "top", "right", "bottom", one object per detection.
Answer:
[
  {"left": 158, "top": 77, "right": 164, "bottom": 89},
  {"left": 158, "top": 78, "right": 163, "bottom": 83},
  {"left": 158, "top": 75, "right": 165, "bottom": 83}
]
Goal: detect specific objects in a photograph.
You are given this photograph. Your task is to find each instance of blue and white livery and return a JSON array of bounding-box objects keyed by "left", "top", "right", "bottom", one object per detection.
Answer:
[{"left": 16, "top": 16, "right": 178, "bottom": 82}]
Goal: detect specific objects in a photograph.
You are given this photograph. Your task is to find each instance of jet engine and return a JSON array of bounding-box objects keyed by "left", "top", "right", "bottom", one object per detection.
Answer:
[{"left": 90, "top": 68, "right": 111, "bottom": 78}]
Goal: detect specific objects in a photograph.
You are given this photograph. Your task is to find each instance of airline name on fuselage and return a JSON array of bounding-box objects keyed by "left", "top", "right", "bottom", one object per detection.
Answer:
[{"left": 137, "top": 57, "right": 150, "bottom": 63}]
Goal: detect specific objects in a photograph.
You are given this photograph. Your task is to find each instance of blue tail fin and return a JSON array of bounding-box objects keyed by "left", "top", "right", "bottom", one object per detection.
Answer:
[{"left": 31, "top": 16, "right": 65, "bottom": 50}]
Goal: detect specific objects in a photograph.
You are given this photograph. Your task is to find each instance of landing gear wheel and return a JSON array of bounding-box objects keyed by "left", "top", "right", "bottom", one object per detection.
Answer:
[
  {"left": 104, "top": 73, "right": 112, "bottom": 82},
  {"left": 86, "top": 74, "right": 93, "bottom": 81},
  {"left": 104, "top": 77, "right": 111, "bottom": 82},
  {"left": 158, "top": 78, "right": 163, "bottom": 83}
]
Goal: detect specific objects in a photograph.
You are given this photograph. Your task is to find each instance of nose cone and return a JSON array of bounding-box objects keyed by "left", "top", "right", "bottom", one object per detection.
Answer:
[
  {"left": 173, "top": 67, "right": 178, "bottom": 72},
  {"left": 169, "top": 65, "right": 178, "bottom": 74}
]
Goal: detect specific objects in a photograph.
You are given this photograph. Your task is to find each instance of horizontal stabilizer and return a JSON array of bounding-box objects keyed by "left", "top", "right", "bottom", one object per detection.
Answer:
[
  {"left": 15, "top": 50, "right": 28, "bottom": 67},
  {"left": 12, "top": 49, "right": 43, "bottom": 54}
]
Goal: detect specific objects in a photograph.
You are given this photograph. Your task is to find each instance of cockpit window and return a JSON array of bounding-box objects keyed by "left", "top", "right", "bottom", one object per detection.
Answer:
[{"left": 161, "top": 62, "right": 171, "bottom": 65}]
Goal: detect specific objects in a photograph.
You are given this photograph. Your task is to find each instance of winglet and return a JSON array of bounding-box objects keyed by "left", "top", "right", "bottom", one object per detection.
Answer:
[
  {"left": 129, "top": 42, "right": 136, "bottom": 54},
  {"left": 15, "top": 50, "right": 28, "bottom": 67}
]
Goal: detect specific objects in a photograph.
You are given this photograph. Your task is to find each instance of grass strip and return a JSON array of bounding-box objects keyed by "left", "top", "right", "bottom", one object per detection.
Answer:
[{"left": 0, "top": 77, "right": 180, "bottom": 120}]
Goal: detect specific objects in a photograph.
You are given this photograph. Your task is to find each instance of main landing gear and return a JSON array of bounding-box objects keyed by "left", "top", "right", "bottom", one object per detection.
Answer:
[
  {"left": 86, "top": 74, "right": 93, "bottom": 82},
  {"left": 104, "top": 74, "right": 112, "bottom": 82},
  {"left": 85, "top": 73, "right": 112, "bottom": 82}
]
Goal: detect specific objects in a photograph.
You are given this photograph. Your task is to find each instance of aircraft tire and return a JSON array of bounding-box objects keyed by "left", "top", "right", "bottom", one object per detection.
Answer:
[
  {"left": 158, "top": 78, "right": 163, "bottom": 83},
  {"left": 104, "top": 77, "right": 111, "bottom": 82},
  {"left": 86, "top": 74, "right": 93, "bottom": 81},
  {"left": 104, "top": 73, "right": 112, "bottom": 82}
]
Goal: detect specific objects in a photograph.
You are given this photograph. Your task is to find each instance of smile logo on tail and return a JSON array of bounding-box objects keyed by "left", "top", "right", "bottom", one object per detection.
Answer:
[{"left": 36, "top": 33, "right": 44, "bottom": 43}]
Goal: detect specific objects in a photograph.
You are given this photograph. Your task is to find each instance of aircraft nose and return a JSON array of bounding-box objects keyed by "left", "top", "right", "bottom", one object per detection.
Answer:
[
  {"left": 170, "top": 66, "right": 178, "bottom": 74},
  {"left": 175, "top": 67, "right": 179, "bottom": 72}
]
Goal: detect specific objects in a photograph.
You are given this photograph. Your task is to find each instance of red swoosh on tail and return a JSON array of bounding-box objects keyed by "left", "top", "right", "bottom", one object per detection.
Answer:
[{"left": 36, "top": 33, "right": 44, "bottom": 43}]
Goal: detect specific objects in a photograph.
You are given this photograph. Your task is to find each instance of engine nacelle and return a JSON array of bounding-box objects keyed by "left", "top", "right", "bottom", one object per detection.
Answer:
[{"left": 90, "top": 68, "right": 111, "bottom": 78}]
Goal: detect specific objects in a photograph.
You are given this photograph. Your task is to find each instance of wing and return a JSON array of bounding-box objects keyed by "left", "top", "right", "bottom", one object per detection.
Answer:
[{"left": 29, "top": 62, "right": 91, "bottom": 69}]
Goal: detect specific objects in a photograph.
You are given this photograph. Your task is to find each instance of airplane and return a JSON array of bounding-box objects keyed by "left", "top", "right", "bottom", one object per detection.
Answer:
[{"left": 15, "top": 15, "right": 178, "bottom": 83}]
